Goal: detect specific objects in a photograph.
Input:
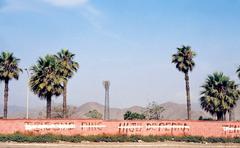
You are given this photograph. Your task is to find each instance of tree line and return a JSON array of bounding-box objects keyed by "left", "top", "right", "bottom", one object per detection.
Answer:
[
  {"left": 124, "top": 101, "right": 165, "bottom": 120},
  {"left": 0, "top": 49, "right": 79, "bottom": 119},
  {"left": 172, "top": 45, "right": 240, "bottom": 121},
  {"left": 0, "top": 46, "right": 240, "bottom": 121}
]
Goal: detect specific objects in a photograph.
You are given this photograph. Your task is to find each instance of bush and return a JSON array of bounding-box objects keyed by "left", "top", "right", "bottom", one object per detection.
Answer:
[
  {"left": 8, "top": 134, "right": 30, "bottom": 142},
  {"left": 30, "top": 134, "right": 58, "bottom": 143},
  {"left": 232, "top": 137, "right": 240, "bottom": 143},
  {"left": 205, "top": 137, "right": 231, "bottom": 143},
  {"left": 58, "top": 135, "right": 83, "bottom": 143},
  {"left": 124, "top": 111, "right": 145, "bottom": 120},
  {"left": 0, "top": 135, "right": 9, "bottom": 142},
  {"left": 128, "top": 135, "right": 140, "bottom": 142},
  {"left": 198, "top": 116, "right": 214, "bottom": 121},
  {"left": 174, "top": 136, "right": 204, "bottom": 143},
  {"left": 141, "top": 135, "right": 158, "bottom": 142}
]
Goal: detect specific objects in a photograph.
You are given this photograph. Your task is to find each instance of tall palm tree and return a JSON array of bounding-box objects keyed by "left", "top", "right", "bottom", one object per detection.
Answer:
[
  {"left": 200, "top": 72, "right": 240, "bottom": 121},
  {"left": 0, "top": 51, "right": 22, "bottom": 119},
  {"left": 237, "top": 65, "right": 240, "bottom": 79},
  {"left": 172, "top": 45, "right": 196, "bottom": 120},
  {"left": 29, "top": 55, "right": 65, "bottom": 119},
  {"left": 55, "top": 49, "right": 79, "bottom": 118},
  {"left": 234, "top": 65, "right": 240, "bottom": 121}
]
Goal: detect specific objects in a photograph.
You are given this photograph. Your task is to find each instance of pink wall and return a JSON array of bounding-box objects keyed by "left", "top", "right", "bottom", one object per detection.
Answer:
[{"left": 0, "top": 119, "right": 240, "bottom": 138}]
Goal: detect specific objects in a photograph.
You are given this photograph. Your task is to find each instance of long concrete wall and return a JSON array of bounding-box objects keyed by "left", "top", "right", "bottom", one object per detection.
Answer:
[{"left": 0, "top": 119, "right": 240, "bottom": 138}]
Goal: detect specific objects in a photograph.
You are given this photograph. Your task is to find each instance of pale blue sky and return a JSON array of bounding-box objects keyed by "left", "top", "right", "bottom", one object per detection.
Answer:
[{"left": 0, "top": 0, "right": 240, "bottom": 108}]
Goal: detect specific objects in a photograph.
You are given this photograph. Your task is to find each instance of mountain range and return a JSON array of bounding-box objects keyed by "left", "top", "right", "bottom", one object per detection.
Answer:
[{"left": 0, "top": 101, "right": 214, "bottom": 120}]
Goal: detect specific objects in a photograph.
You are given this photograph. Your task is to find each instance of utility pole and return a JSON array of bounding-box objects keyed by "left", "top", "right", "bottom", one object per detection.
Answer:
[
  {"left": 25, "top": 68, "right": 30, "bottom": 119},
  {"left": 103, "top": 80, "right": 110, "bottom": 120}
]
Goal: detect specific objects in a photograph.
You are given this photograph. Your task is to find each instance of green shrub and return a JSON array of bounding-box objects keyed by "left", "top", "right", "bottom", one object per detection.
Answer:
[
  {"left": 174, "top": 136, "right": 204, "bottom": 143},
  {"left": 156, "top": 135, "right": 172, "bottom": 142},
  {"left": 8, "top": 133, "right": 29, "bottom": 142},
  {"left": 128, "top": 135, "right": 140, "bottom": 142},
  {"left": 232, "top": 137, "right": 240, "bottom": 143},
  {"left": 0, "top": 135, "right": 9, "bottom": 142},
  {"left": 124, "top": 111, "right": 146, "bottom": 120},
  {"left": 205, "top": 137, "right": 231, "bottom": 143},
  {"left": 141, "top": 135, "right": 158, "bottom": 142},
  {"left": 30, "top": 134, "right": 58, "bottom": 143},
  {"left": 58, "top": 135, "right": 83, "bottom": 143},
  {"left": 93, "top": 135, "right": 113, "bottom": 142}
]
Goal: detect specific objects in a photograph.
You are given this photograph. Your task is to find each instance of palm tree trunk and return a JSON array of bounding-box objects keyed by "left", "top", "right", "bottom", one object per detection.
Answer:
[
  {"left": 46, "top": 95, "right": 52, "bottom": 119},
  {"left": 185, "top": 72, "right": 191, "bottom": 120},
  {"left": 217, "top": 112, "right": 223, "bottom": 121},
  {"left": 63, "top": 81, "right": 67, "bottom": 118},
  {"left": 223, "top": 114, "right": 226, "bottom": 121},
  {"left": 3, "top": 79, "right": 9, "bottom": 119},
  {"left": 229, "top": 108, "right": 234, "bottom": 121}
]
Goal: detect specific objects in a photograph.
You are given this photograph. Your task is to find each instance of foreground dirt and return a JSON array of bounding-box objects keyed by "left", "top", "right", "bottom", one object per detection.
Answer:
[{"left": 0, "top": 142, "right": 240, "bottom": 148}]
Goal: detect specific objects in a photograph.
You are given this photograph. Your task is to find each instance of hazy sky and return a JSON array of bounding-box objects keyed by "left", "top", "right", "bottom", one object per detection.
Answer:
[{"left": 0, "top": 0, "right": 240, "bottom": 108}]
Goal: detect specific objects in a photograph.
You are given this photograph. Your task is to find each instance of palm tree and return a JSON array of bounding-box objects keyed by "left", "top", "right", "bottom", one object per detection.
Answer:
[
  {"left": 200, "top": 72, "right": 240, "bottom": 121},
  {"left": 29, "top": 55, "right": 65, "bottom": 119},
  {"left": 227, "top": 80, "right": 240, "bottom": 121},
  {"left": 234, "top": 65, "right": 240, "bottom": 121},
  {"left": 55, "top": 49, "right": 79, "bottom": 118},
  {"left": 0, "top": 51, "right": 22, "bottom": 119},
  {"left": 237, "top": 66, "right": 240, "bottom": 79},
  {"left": 172, "top": 45, "right": 196, "bottom": 120}
]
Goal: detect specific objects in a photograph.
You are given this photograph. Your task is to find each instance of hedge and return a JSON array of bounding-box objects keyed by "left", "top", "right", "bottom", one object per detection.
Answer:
[{"left": 0, "top": 133, "right": 240, "bottom": 143}]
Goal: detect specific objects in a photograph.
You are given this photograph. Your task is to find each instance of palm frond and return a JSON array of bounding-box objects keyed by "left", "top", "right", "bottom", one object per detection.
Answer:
[{"left": 172, "top": 45, "right": 196, "bottom": 73}]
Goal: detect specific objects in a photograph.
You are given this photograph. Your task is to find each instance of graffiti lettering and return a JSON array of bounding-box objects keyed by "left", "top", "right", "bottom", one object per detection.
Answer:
[
  {"left": 118, "top": 122, "right": 190, "bottom": 134},
  {"left": 80, "top": 122, "right": 106, "bottom": 131},
  {"left": 223, "top": 125, "right": 240, "bottom": 135},
  {"left": 146, "top": 122, "right": 190, "bottom": 131},
  {"left": 24, "top": 122, "right": 75, "bottom": 131},
  {"left": 118, "top": 123, "right": 143, "bottom": 133}
]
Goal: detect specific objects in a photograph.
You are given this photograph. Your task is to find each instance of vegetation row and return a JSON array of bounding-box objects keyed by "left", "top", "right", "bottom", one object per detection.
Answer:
[{"left": 1, "top": 133, "right": 240, "bottom": 143}]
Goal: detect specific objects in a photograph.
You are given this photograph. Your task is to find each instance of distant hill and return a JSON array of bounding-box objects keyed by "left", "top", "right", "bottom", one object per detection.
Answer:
[
  {"left": 0, "top": 105, "right": 41, "bottom": 119},
  {"left": 74, "top": 102, "right": 145, "bottom": 120},
  {"left": 0, "top": 101, "right": 211, "bottom": 120},
  {"left": 72, "top": 101, "right": 210, "bottom": 120},
  {"left": 0, "top": 105, "right": 26, "bottom": 118},
  {"left": 159, "top": 102, "right": 210, "bottom": 120}
]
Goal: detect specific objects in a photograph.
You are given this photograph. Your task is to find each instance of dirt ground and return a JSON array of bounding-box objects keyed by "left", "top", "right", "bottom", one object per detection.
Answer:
[{"left": 0, "top": 142, "right": 240, "bottom": 148}]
